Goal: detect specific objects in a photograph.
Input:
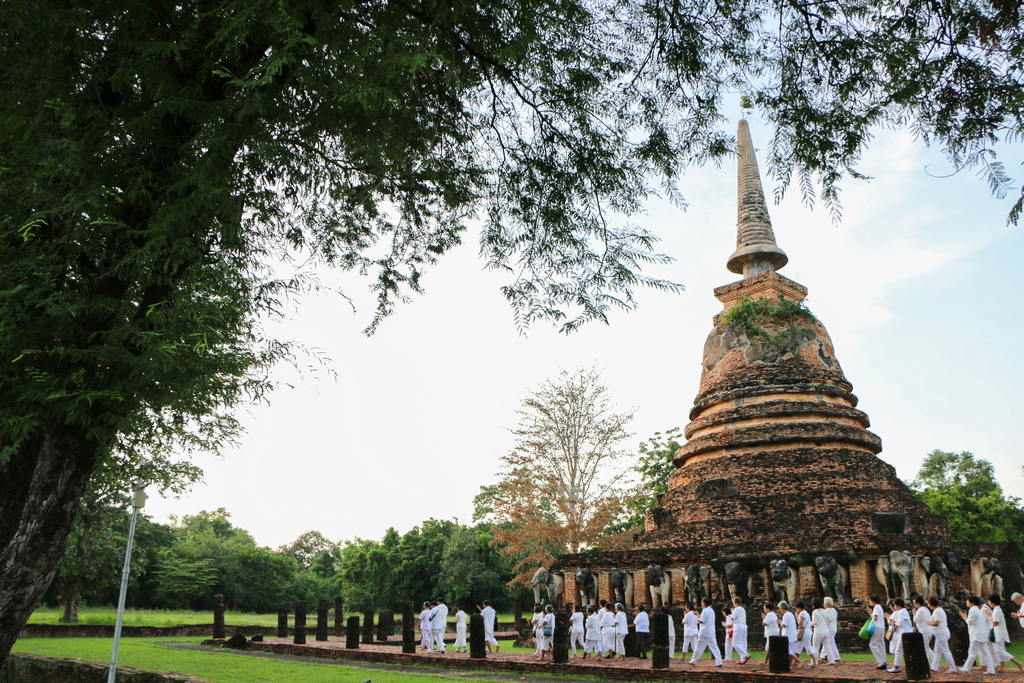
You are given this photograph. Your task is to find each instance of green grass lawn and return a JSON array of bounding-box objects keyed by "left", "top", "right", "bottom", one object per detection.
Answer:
[{"left": 12, "top": 637, "right": 496, "bottom": 683}]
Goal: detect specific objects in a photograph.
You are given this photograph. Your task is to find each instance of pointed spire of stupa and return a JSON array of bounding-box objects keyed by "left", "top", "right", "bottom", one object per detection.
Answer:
[{"left": 727, "top": 120, "right": 789, "bottom": 277}]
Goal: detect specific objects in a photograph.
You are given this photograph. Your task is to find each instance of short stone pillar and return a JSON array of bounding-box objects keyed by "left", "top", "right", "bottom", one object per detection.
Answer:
[
  {"left": 294, "top": 601, "right": 307, "bottom": 645},
  {"left": 470, "top": 614, "right": 486, "bottom": 659},
  {"left": 651, "top": 611, "right": 669, "bottom": 669},
  {"left": 334, "top": 597, "right": 344, "bottom": 636},
  {"left": 316, "top": 598, "right": 329, "bottom": 641},
  {"left": 213, "top": 594, "right": 226, "bottom": 639},
  {"left": 514, "top": 601, "right": 522, "bottom": 630},
  {"left": 361, "top": 609, "right": 374, "bottom": 644},
  {"left": 346, "top": 615, "right": 360, "bottom": 648},
  {"left": 552, "top": 610, "right": 570, "bottom": 663},
  {"left": 277, "top": 607, "right": 288, "bottom": 638},
  {"left": 377, "top": 610, "right": 393, "bottom": 641},
  {"left": 767, "top": 635, "right": 790, "bottom": 673},
  {"left": 902, "top": 632, "right": 931, "bottom": 681},
  {"left": 402, "top": 602, "right": 416, "bottom": 654}
]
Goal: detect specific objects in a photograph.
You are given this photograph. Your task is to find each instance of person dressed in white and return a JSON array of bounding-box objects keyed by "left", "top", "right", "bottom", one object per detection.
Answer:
[
  {"left": 762, "top": 602, "right": 779, "bottom": 664},
  {"left": 779, "top": 602, "right": 799, "bottom": 668},
  {"left": 530, "top": 605, "right": 544, "bottom": 656},
  {"left": 810, "top": 597, "right": 828, "bottom": 668},
  {"left": 477, "top": 600, "right": 499, "bottom": 653},
  {"left": 794, "top": 602, "right": 813, "bottom": 663},
  {"left": 869, "top": 594, "right": 888, "bottom": 669},
  {"left": 959, "top": 594, "right": 995, "bottom": 674},
  {"left": 569, "top": 604, "right": 585, "bottom": 657},
  {"left": 600, "top": 603, "right": 617, "bottom": 658},
  {"left": 722, "top": 606, "right": 735, "bottom": 661},
  {"left": 583, "top": 607, "right": 601, "bottom": 659},
  {"left": 634, "top": 604, "right": 650, "bottom": 659},
  {"left": 927, "top": 595, "right": 958, "bottom": 673},
  {"left": 682, "top": 603, "right": 699, "bottom": 656},
  {"left": 912, "top": 595, "right": 934, "bottom": 662},
  {"left": 886, "top": 598, "right": 912, "bottom": 674},
  {"left": 538, "top": 605, "right": 555, "bottom": 660},
  {"left": 731, "top": 597, "right": 750, "bottom": 664},
  {"left": 1010, "top": 592, "right": 1024, "bottom": 629},
  {"left": 988, "top": 593, "right": 1024, "bottom": 672},
  {"left": 821, "top": 596, "right": 840, "bottom": 665},
  {"left": 453, "top": 606, "right": 468, "bottom": 652},
  {"left": 689, "top": 597, "right": 724, "bottom": 667},
  {"left": 665, "top": 606, "right": 677, "bottom": 659},
  {"left": 429, "top": 598, "right": 449, "bottom": 653},
  {"left": 614, "top": 603, "right": 628, "bottom": 660},
  {"left": 419, "top": 602, "right": 433, "bottom": 650}
]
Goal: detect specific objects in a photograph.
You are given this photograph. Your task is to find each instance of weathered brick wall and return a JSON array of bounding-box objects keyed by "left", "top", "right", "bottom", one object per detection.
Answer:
[{"left": 6, "top": 653, "right": 209, "bottom": 683}]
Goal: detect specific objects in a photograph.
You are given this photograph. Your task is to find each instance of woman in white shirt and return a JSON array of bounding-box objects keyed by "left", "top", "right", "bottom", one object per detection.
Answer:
[
  {"left": 927, "top": 595, "right": 957, "bottom": 673},
  {"left": 531, "top": 605, "right": 544, "bottom": 657},
  {"left": 569, "top": 604, "right": 585, "bottom": 657},
  {"left": 762, "top": 602, "right": 779, "bottom": 664},
  {"left": 911, "top": 595, "right": 934, "bottom": 662},
  {"left": 988, "top": 593, "right": 1024, "bottom": 672},
  {"left": 723, "top": 606, "right": 735, "bottom": 661},
  {"left": 682, "top": 603, "right": 699, "bottom": 656},
  {"left": 958, "top": 595, "right": 994, "bottom": 674},
  {"left": 539, "top": 605, "right": 555, "bottom": 660},
  {"left": 810, "top": 597, "right": 828, "bottom": 667},
  {"left": 665, "top": 606, "right": 677, "bottom": 659},
  {"left": 453, "top": 606, "right": 468, "bottom": 652},
  {"left": 583, "top": 606, "right": 601, "bottom": 659},
  {"left": 732, "top": 597, "right": 750, "bottom": 664},
  {"left": 886, "top": 598, "right": 913, "bottom": 674}
]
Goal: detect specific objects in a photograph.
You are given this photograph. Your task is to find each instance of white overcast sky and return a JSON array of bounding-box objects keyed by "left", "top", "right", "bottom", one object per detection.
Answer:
[{"left": 144, "top": 118, "right": 1024, "bottom": 550}]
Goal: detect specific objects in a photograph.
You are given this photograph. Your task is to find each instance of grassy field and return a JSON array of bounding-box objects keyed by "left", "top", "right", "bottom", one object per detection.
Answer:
[{"left": 12, "top": 634, "right": 1024, "bottom": 683}]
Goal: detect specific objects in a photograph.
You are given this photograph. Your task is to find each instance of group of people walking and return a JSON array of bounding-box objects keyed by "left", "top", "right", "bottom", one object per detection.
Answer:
[
  {"left": 867, "top": 592, "right": 1024, "bottom": 675},
  {"left": 417, "top": 591, "right": 1024, "bottom": 671},
  {"left": 416, "top": 597, "right": 500, "bottom": 654}
]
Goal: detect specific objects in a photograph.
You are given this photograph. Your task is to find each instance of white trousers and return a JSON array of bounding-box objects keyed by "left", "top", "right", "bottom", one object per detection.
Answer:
[
  {"left": 732, "top": 626, "right": 749, "bottom": 659},
  {"left": 569, "top": 630, "right": 584, "bottom": 654},
  {"left": 931, "top": 633, "right": 957, "bottom": 672},
  {"left": 690, "top": 634, "right": 723, "bottom": 665},
  {"left": 961, "top": 639, "right": 994, "bottom": 673},
  {"left": 668, "top": 635, "right": 676, "bottom": 658},
  {"left": 431, "top": 627, "right": 445, "bottom": 652},
  {"left": 869, "top": 628, "right": 887, "bottom": 664}
]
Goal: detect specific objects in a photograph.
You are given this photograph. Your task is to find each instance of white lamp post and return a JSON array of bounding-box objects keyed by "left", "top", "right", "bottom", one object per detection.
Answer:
[{"left": 107, "top": 474, "right": 147, "bottom": 683}]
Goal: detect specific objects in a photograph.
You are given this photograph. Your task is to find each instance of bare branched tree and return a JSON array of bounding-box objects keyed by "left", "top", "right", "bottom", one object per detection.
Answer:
[{"left": 484, "top": 367, "right": 637, "bottom": 584}]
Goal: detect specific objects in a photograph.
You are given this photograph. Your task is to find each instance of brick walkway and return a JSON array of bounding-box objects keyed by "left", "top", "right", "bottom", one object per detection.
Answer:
[{"left": 214, "top": 637, "right": 1024, "bottom": 683}]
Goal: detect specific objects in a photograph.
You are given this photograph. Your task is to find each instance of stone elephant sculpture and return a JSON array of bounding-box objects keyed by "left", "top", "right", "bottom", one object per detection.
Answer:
[
  {"left": 876, "top": 550, "right": 913, "bottom": 601},
  {"left": 724, "top": 562, "right": 752, "bottom": 606},
  {"left": 982, "top": 558, "right": 1004, "bottom": 598},
  {"left": 610, "top": 567, "right": 634, "bottom": 606},
  {"left": 647, "top": 565, "right": 672, "bottom": 608},
  {"left": 684, "top": 564, "right": 712, "bottom": 606},
  {"left": 576, "top": 567, "right": 597, "bottom": 606},
  {"left": 770, "top": 559, "right": 798, "bottom": 605},
  {"left": 531, "top": 567, "right": 558, "bottom": 605},
  {"left": 921, "top": 552, "right": 951, "bottom": 601},
  {"left": 814, "top": 556, "right": 847, "bottom": 606}
]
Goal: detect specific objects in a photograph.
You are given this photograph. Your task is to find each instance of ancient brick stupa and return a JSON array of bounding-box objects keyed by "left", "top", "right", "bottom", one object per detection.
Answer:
[{"left": 548, "top": 121, "right": 1021, "bottom": 633}]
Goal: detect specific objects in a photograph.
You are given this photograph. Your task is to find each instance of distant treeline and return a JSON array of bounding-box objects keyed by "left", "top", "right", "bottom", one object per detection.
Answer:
[{"left": 43, "top": 509, "right": 531, "bottom": 618}]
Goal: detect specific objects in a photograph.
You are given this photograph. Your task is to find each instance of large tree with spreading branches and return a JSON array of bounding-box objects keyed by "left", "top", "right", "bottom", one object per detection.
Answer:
[
  {"left": 2, "top": 0, "right": 1023, "bottom": 670},
  {"left": 480, "top": 368, "right": 637, "bottom": 583}
]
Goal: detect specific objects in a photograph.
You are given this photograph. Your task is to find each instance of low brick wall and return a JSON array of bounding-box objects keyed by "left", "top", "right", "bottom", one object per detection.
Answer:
[
  {"left": 5, "top": 653, "right": 210, "bottom": 683},
  {"left": 203, "top": 639, "right": 872, "bottom": 683}
]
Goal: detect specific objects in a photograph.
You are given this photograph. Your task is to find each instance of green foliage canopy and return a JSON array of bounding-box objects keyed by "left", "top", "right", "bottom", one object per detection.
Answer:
[{"left": 911, "top": 450, "right": 1024, "bottom": 561}]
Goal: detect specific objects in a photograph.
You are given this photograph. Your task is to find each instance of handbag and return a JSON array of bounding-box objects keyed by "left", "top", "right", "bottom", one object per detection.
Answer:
[
  {"left": 989, "top": 627, "right": 996, "bottom": 643},
  {"left": 543, "top": 625, "right": 553, "bottom": 637},
  {"left": 885, "top": 628, "right": 893, "bottom": 640},
  {"left": 859, "top": 618, "right": 873, "bottom": 639},
  {"left": 797, "top": 627, "right": 805, "bottom": 640}
]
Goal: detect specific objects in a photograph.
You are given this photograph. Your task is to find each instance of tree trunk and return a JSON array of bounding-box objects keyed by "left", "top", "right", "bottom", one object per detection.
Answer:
[
  {"left": 58, "top": 513, "right": 96, "bottom": 624},
  {"left": 0, "top": 425, "right": 99, "bottom": 678}
]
